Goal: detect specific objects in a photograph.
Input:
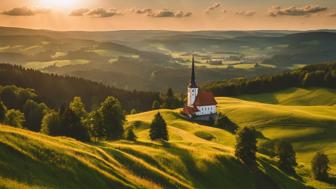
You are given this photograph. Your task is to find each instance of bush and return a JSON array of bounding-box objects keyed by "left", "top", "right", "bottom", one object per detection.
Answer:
[
  {"left": 194, "top": 131, "right": 215, "bottom": 141},
  {"left": 130, "top": 109, "right": 137, "bottom": 114},
  {"left": 235, "top": 127, "right": 257, "bottom": 168},
  {"left": 4, "top": 109, "right": 25, "bottom": 128},
  {"left": 150, "top": 112, "right": 168, "bottom": 141},
  {"left": 152, "top": 100, "right": 160, "bottom": 110},
  {"left": 125, "top": 128, "right": 137, "bottom": 141},
  {"left": 311, "top": 152, "right": 329, "bottom": 181}
]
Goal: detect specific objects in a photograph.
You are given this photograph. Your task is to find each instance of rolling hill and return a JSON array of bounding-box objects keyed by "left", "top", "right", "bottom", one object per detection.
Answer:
[
  {"left": 0, "top": 87, "right": 335, "bottom": 189},
  {"left": 2, "top": 26, "right": 336, "bottom": 91}
]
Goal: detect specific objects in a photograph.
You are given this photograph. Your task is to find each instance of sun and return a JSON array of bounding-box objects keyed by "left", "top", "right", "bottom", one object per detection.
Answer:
[{"left": 37, "top": 0, "right": 80, "bottom": 10}]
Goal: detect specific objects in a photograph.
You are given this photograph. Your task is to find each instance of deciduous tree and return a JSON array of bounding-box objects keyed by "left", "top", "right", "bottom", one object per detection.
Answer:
[
  {"left": 235, "top": 127, "right": 257, "bottom": 168},
  {"left": 311, "top": 152, "right": 329, "bottom": 181}
]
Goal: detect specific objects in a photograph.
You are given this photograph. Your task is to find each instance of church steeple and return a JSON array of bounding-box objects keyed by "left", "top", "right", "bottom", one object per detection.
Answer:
[{"left": 189, "top": 55, "right": 197, "bottom": 88}]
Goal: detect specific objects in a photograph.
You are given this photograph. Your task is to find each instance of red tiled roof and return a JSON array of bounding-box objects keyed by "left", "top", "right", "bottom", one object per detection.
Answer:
[
  {"left": 193, "top": 92, "right": 217, "bottom": 106},
  {"left": 183, "top": 106, "right": 198, "bottom": 115}
]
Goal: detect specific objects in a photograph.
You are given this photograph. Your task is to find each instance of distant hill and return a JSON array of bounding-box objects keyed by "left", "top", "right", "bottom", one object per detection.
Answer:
[
  {"left": 1, "top": 27, "right": 336, "bottom": 91},
  {"left": 0, "top": 64, "right": 159, "bottom": 111}
]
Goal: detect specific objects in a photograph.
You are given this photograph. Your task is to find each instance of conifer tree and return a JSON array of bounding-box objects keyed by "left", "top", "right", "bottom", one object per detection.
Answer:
[
  {"left": 311, "top": 152, "right": 330, "bottom": 181},
  {"left": 235, "top": 127, "right": 257, "bottom": 168},
  {"left": 149, "top": 112, "right": 168, "bottom": 141}
]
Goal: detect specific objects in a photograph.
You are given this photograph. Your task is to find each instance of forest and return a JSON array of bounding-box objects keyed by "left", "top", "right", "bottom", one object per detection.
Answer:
[{"left": 203, "top": 62, "right": 336, "bottom": 96}]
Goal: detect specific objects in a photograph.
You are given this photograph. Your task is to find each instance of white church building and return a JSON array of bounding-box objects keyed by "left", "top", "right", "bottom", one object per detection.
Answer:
[{"left": 182, "top": 55, "right": 217, "bottom": 119}]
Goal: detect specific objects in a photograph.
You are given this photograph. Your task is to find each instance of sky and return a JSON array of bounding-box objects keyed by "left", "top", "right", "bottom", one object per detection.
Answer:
[{"left": 0, "top": 0, "right": 336, "bottom": 31}]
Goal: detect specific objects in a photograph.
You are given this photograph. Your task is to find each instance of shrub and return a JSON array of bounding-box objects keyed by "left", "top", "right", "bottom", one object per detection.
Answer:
[
  {"left": 194, "top": 131, "right": 215, "bottom": 141},
  {"left": 125, "top": 128, "right": 137, "bottom": 141}
]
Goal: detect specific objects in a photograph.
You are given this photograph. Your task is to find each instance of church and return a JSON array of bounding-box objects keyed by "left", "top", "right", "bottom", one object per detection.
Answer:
[{"left": 182, "top": 56, "right": 217, "bottom": 119}]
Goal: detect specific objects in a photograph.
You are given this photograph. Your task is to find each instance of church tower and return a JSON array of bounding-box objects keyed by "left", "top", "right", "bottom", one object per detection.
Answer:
[{"left": 187, "top": 55, "right": 199, "bottom": 106}]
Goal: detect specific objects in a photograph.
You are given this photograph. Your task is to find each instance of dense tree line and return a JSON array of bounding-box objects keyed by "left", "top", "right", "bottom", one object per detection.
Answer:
[
  {"left": 0, "top": 64, "right": 160, "bottom": 112},
  {"left": 204, "top": 62, "right": 336, "bottom": 96}
]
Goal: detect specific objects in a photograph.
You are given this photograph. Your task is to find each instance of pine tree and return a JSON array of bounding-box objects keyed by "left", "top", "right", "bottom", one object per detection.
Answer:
[
  {"left": 149, "top": 112, "right": 168, "bottom": 141},
  {"left": 235, "top": 127, "right": 257, "bottom": 168},
  {"left": 275, "top": 141, "right": 297, "bottom": 174},
  {"left": 311, "top": 152, "right": 329, "bottom": 181},
  {"left": 0, "top": 101, "right": 7, "bottom": 123}
]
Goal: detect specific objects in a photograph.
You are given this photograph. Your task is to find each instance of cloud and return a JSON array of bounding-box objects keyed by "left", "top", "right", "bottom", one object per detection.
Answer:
[
  {"left": 148, "top": 9, "right": 192, "bottom": 18},
  {"left": 70, "top": 8, "right": 90, "bottom": 16},
  {"left": 2, "top": 7, "right": 49, "bottom": 16},
  {"left": 205, "top": 2, "right": 221, "bottom": 14},
  {"left": 268, "top": 5, "right": 327, "bottom": 17},
  {"left": 236, "top": 11, "right": 256, "bottom": 16},
  {"left": 330, "top": 12, "right": 336, "bottom": 17},
  {"left": 86, "top": 8, "right": 121, "bottom": 18},
  {"left": 133, "top": 8, "right": 153, "bottom": 15}
]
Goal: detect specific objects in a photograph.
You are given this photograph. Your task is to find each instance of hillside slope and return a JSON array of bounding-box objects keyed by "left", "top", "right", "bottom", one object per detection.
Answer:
[
  {"left": 1, "top": 88, "right": 335, "bottom": 189},
  {"left": 0, "top": 124, "right": 303, "bottom": 189},
  {"left": 239, "top": 88, "right": 336, "bottom": 105}
]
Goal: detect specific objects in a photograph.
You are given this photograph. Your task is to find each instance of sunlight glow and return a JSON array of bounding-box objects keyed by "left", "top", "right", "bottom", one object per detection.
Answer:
[{"left": 37, "top": 0, "right": 80, "bottom": 10}]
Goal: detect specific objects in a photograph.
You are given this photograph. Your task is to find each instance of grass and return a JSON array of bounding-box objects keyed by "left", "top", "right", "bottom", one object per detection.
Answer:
[
  {"left": 0, "top": 87, "right": 335, "bottom": 188},
  {"left": 239, "top": 88, "right": 336, "bottom": 106}
]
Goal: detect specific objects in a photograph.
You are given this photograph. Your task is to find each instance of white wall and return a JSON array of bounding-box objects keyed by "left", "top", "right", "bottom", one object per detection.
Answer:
[
  {"left": 195, "top": 105, "right": 216, "bottom": 116},
  {"left": 187, "top": 87, "right": 198, "bottom": 106}
]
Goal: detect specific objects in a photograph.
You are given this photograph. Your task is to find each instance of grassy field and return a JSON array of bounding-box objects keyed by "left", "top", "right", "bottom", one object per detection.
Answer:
[{"left": 0, "top": 88, "right": 335, "bottom": 189}]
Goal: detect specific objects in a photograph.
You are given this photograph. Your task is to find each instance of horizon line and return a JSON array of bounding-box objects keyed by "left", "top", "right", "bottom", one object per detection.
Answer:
[{"left": 1, "top": 25, "right": 336, "bottom": 33}]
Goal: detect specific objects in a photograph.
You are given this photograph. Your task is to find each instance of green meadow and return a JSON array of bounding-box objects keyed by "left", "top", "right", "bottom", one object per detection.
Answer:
[{"left": 0, "top": 88, "right": 335, "bottom": 189}]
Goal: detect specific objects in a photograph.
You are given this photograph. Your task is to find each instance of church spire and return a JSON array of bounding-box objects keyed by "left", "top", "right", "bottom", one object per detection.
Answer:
[{"left": 189, "top": 54, "right": 197, "bottom": 88}]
